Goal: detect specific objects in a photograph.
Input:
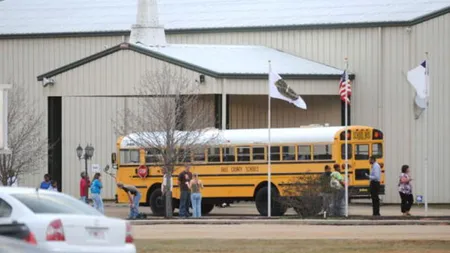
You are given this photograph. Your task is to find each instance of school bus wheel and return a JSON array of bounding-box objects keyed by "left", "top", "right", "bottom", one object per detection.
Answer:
[
  {"left": 148, "top": 188, "right": 165, "bottom": 216},
  {"left": 201, "top": 203, "right": 215, "bottom": 215},
  {"left": 255, "top": 185, "right": 287, "bottom": 216}
]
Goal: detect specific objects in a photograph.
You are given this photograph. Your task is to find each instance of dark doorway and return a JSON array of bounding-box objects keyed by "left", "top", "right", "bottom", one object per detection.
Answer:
[{"left": 48, "top": 97, "right": 62, "bottom": 191}]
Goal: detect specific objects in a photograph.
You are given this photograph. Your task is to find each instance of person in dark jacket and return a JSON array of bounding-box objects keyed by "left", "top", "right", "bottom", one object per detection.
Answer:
[{"left": 318, "top": 165, "right": 333, "bottom": 215}]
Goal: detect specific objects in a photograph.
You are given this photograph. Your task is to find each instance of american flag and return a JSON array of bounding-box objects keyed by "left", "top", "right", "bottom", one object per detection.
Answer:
[{"left": 339, "top": 71, "right": 351, "bottom": 104}]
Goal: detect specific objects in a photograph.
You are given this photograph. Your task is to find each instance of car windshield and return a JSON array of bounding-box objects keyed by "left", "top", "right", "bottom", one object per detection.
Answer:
[{"left": 11, "top": 192, "right": 102, "bottom": 216}]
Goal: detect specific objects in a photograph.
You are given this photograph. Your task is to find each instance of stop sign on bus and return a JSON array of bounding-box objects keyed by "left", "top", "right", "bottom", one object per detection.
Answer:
[{"left": 137, "top": 165, "right": 148, "bottom": 178}]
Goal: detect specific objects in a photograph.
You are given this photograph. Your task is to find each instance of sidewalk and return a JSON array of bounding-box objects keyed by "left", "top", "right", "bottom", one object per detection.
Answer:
[{"left": 105, "top": 202, "right": 450, "bottom": 219}]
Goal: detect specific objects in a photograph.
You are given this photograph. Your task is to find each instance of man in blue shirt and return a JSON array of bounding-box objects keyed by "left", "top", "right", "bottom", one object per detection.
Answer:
[{"left": 367, "top": 156, "right": 381, "bottom": 216}]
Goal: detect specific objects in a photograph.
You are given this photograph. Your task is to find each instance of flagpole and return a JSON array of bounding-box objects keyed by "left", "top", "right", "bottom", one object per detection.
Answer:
[
  {"left": 424, "top": 52, "right": 429, "bottom": 216},
  {"left": 344, "top": 57, "right": 349, "bottom": 218},
  {"left": 268, "top": 60, "right": 272, "bottom": 218}
]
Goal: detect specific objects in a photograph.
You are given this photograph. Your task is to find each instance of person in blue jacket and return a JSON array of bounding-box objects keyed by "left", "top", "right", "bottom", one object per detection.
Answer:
[
  {"left": 39, "top": 174, "right": 51, "bottom": 189},
  {"left": 90, "top": 173, "right": 104, "bottom": 213}
]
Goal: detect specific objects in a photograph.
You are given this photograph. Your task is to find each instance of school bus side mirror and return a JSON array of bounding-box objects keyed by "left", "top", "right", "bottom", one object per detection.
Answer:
[{"left": 111, "top": 152, "right": 117, "bottom": 164}]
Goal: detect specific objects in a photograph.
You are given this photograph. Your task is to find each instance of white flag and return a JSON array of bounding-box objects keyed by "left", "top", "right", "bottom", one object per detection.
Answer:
[
  {"left": 269, "top": 71, "right": 307, "bottom": 109},
  {"left": 407, "top": 60, "right": 429, "bottom": 109}
]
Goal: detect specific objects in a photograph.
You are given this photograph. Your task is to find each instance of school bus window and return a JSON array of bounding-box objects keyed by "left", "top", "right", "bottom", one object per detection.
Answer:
[
  {"left": 270, "top": 146, "right": 280, "bottom": 161},
  {"left": 298, "top": 145, "right": 311, "bottom": 160},
  {"left": 222, "top": 147, "right": 235, "bottom": 162},
  {"left": 252, "top": 147, "right": 265, "bottom": 161},
  {"left": 120, "top": 149, "right": 140, "bottom": 164},
  {"left": 282, "top": 146, "right": 295, "bottom": 161},
  {"left": 355, "top": 144, "right": 369, "bottom": 160},
  {"left": 341, "top": 144, "right": 353, "bottom": 159},
  {"left": 372, "top": 143, "right": 383, "bottom": 158},
  {"left": 237, "top": 147, "right": 251, "bottom": 162},
  {"left": 145, "top": 148, "right": 162, "bottom": 163},
  {"left": 193, "top": 149, "right": 206, "bottom": 162},
  {"left": 178, "top": 149, "right": 191, "bottom": 163},
  {"left": 314, "top": 145, "right": 332, "bottom": 160},
  {"left": 207, "top": 147, "right": 221, "bottom": 162}
]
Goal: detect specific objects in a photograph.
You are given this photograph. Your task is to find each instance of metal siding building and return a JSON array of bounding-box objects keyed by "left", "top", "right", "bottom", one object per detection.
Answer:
[{"left": 0, "top": 1, "right": 449, "bottom": 203}]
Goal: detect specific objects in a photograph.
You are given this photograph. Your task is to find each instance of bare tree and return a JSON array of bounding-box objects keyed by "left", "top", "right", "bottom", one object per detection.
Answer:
[
  {"left": 0, "top": 85, "right": 49, "bottom": 186},
  {"left": 116, "top": 65, "right": 217, "bottom": 218}
]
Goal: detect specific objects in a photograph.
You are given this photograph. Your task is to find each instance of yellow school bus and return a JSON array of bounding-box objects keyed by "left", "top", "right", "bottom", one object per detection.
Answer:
[{"left": 112, "top": 125, "right": 385, "bottom": 216}]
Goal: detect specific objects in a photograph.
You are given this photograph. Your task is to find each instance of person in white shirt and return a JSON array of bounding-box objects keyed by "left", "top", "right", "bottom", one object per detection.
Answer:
[{"left": 161, "top": 173, "right": 173, "bottom": 192}]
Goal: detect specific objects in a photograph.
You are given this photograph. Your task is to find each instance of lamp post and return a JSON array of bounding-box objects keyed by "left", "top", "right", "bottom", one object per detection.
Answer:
[{"left": 76, "top": 144, "right": 94, "bottom": 202}]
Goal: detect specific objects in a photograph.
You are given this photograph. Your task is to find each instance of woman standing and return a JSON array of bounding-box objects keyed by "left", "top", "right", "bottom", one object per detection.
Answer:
[
  {"left": 399, "top": 165, "right": 413, "bottom": 216},
  {"left": 188, "top": 173, "right": 203, "bottom": 218},
  {"left": 90, "top": 173, "right": 104, "bottom": 214}
]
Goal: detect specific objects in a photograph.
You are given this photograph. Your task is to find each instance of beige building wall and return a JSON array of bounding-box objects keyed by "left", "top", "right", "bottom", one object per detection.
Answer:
[
  {"left": 229, "top": 95, "right": 340, "bottom": 129},
  {"left": 0, "top": 13, "right": 449, "bottom": 202},
  {"left": 0, "top": 36, "right": 126, "bottom": 188},
  {"left": 168, "top": 13, "right": 450, "bottom": 203}
]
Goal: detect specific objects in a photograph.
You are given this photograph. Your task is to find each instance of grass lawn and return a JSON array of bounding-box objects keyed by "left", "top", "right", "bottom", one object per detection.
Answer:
[{"left": 135, "top": 239, "right": 450, "bottom": 253}]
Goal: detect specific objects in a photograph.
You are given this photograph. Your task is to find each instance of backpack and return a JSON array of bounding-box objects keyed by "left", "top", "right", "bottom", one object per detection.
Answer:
[{"left": 330, "top": 178, "right": 343, "bottom": 190}]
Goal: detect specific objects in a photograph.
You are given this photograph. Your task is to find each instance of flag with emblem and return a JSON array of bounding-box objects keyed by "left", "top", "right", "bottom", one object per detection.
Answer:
[{"left": 339, "top": 70, "right": 351, "bottom": 104}]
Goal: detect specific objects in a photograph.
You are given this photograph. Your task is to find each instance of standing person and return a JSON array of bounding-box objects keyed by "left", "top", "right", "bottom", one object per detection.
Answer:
[
  {"left": 330, "top": 164, "right": 345, "bottom": 217},
  {"left": 161, "top": 172, "right": 173, "bottom": 216},
  {"left": 39, "top": 174, "right": 51, "bottom": 189},
  {"left": 319, "top": 165, "right": 333, "bottom": 215},
  {"left": 367, "top": 156, "right": 381, "bottom": 216},
  {"left": 90, "top": 173, "right": 104, "bottom": 213},
  {"left": 117, "top": 183, "right": 141, "bottom": 219},
  {"left": 48, "top": 180, "right": 58, "bottom": 192},
  {"left": 178, "top": 165, "right": 192, "bottom": 218},
  {"left": 188, "top": 173, "right": 204, "bottom": 218},
  {"left": 80, "top": 172, "right": 90, "bottom": 203},
  {"left": 399, "top": 165, "right": 414, "bottom": 216}
]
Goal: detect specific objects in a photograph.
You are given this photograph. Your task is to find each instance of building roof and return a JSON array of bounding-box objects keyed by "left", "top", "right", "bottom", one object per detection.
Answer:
[
  {"left": 37, "top": 42, "right": 351, "bottom": 81},
  {"left": 135, "top": 43, "right": 344, "bottom": 76},
  {"left": 2, "top": 0, "right": 450, "bottom": 36}
]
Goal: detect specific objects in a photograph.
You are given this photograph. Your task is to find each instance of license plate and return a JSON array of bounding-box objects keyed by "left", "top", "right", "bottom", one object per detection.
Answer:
[
  {"left": 359, "top": 188, "right": 368, "bottom": 192},
  {"left": 87, "top": 229, "right": 105, "bottom": 240}
]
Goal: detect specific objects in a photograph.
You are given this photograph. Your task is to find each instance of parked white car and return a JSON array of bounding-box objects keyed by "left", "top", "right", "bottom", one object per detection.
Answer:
[{"left": 0, "top": 187, "right": 136, "bottom": 253}]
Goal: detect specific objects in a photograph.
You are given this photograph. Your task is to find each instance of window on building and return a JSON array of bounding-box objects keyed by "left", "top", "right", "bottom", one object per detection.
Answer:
[
  {"left": 252, "top": 147, "right": 265, "bottom": 161},
  {"left": 207, "top": 147, "right": 221, "bottom": 162},
  {"left": 313, "top": 145, "right": 332, "bottom": 160},
  {"left": 297, "top": 145, "right": 312, "bottom": 160},
  {"left": 372, "top": 143, "right": 383, "bottom": 158},
  {"left": 145, "top": 148, "right": 162, "bottom": 163},
  {"left": 341, "top": 144, "right": 353, "bottom": 160},
  {"left": 355, "top": 144, "right": 369, "bottom": 160},
  {"left": 222, "top": 147, "right": 235, "bottom": 162},
  {"left": 237, "top": 147, "right": 251, "bottom": 162},
  {"left": 119, "top": 149, "right": 140, "bottom": 164},
  {"left": 270, "top": 146, "right": 281, "bottom": 161},
  {"left": 282, "top": 146, "right": 296, "bottom": 161}
]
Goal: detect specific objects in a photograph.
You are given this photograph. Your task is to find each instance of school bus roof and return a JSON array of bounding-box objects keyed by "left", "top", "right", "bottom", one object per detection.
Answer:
[{"left": 118, "top": 126, "right": 365, "bottom": 148}]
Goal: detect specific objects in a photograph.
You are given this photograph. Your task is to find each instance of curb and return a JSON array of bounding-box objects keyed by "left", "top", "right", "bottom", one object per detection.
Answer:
[{"left": 130, "top": 219, "right": 450, "bottom": 226}]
